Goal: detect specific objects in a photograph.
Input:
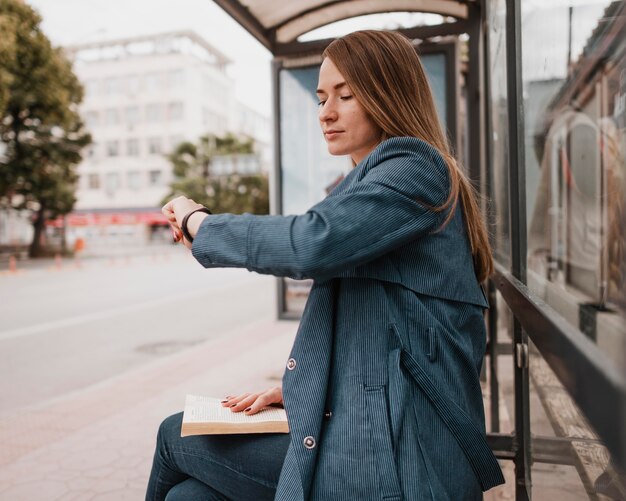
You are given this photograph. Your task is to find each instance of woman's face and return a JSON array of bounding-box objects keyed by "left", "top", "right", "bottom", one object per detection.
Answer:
[{"left": 317, "top": 58, "right": 382, "bottom": 165}]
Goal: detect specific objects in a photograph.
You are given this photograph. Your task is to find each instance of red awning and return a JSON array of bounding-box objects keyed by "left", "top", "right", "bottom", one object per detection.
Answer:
[{"left": 47, "top": 211, "right": 168, "bottom": 227}]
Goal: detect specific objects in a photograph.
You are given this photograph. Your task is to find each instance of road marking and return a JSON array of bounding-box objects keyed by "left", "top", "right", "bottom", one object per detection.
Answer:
[{"left": 0, "top": 287, "right": 226, "bottom": 341}]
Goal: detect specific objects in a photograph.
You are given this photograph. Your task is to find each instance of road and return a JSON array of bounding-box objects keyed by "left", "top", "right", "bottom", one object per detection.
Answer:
[{"left": 0, "top": 247, "right": 275, "bottom": 413}]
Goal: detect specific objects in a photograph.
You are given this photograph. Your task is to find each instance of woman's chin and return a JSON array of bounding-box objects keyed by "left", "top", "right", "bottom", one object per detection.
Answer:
[{"left": 327, "top": 145, "right": 348, "bottom": 157}]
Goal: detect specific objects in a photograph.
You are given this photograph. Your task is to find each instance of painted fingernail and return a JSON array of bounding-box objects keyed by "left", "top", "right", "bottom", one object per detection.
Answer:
[
  {"left": 220, "top": 400, "right": 228, "bottom": 403},
  {"left": 244, "top": 407, "right": 252, "bottom": 412},
  {"left": 230, "top": 403, "right": 236, "bottom": 407}
]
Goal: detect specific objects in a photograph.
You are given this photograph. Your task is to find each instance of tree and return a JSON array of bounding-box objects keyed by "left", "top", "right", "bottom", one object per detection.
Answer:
[
  {"left": 164, "top": 133, "right": 269, "bottom": 215},
  {"left": 0, "top": 0, "right": 91, "bottom": 257},
  {"left": 0, "top": 8, "right": 15, "bottom": 117}
]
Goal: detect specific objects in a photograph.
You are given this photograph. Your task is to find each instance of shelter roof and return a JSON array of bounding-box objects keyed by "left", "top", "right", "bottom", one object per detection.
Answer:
[{"left": 213, "top": 0, "right": 474, "bottom": 54}]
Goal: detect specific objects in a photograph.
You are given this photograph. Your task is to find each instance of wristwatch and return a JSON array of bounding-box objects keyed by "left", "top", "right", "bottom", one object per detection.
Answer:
[{"left": 181, "top": 207, "right": 212, "bottom": 243}]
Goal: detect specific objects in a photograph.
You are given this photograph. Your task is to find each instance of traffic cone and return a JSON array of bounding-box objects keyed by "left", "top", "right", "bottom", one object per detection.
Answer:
[{"left": 8, "top": 255, "right": 17, "bottom": 274}]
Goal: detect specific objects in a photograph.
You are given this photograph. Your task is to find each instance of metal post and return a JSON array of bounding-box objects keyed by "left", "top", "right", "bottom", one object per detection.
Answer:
[
  {"left": 271, "top": 59, "right": 287, "bottom": 319},
  {"left": 482, "top": 0, "right": 501, "bottom": 435},
  {"left": 505, "top": 0, "right": 531, "bottom": 498},
  {"left": 467, "top": 4, "right": 483, "bottom": 184}
]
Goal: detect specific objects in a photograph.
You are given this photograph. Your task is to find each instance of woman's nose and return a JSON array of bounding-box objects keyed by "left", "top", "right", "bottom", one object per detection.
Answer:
[{"left": 319, "top": 102, "right": 337, "bottom": 122}]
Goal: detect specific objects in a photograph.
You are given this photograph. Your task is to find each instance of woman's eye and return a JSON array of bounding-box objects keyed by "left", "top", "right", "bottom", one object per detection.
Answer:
[
  {"left": 317, "top": 100, "right": 326, "bottom": 106},
  {"left": 340, "top": 95, "right": 353, "bottom": 101}
]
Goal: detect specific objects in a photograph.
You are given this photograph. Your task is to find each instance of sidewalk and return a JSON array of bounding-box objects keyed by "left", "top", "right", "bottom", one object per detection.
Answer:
[
  {"left": 0, "top": 314, "right": 514, "bottom": 500},
  {"left": 0, "top": 317, "right": 298, "bottom": 500},
  {"left": 0, "top": 244, "right": 182, "bottom": 276}
]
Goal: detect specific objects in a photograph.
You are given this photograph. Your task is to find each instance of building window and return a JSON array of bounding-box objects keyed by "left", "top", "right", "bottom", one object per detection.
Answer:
[
  {"left": 104, "top": 108, "right": 120, "bottom": 126},
  {"left": 126, "top": 139, "right": 140, "bottom": 156},
  {"left": 145, "top": 103, "right": 163, "bottom": 122},
  {"left": 84, "top": 80, "right": 98, "bottom": 97},
  {"left": 106, "top": 140, "right": 119, "bottom": 157},
  {"left": 127, "top": 75, "right": 141, "bottom": 95},
  {"left": 127, "top": 171, "right": 141, "bottom": 190},
  {"left": 167, "top": 102, "right": 184, "bottom": 121},
  {"left": 87, "top": 143, "right": 97, "bottom": 158},
  {"left": 87, "top": 173, "right": 100, "bottom": 189},
  {"left": 125, "top": 106, "right": 140, "bottom": 125},
  {"left": 84, "top": 111, "right": 99, "bottom": 128},
  {"left": 145, "top": 72, "right": 164, "bottom": 92},
  {"left": 148, "top": 170, "right": 162, "bottom": 186},
  {"left": 168, "top": 69, "right": 184, "bottom": 88},
  {"left": 148, "top": 137, "right": 162, "bottom": 155},
  {"left": 102, "top": 77, "right": 119, "bottom": 96},
  {"left": 105, "top": 172, "right": 120, "bottom": 195}
]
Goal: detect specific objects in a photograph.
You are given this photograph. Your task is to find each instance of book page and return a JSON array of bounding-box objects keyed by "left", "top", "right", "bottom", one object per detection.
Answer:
[{"left": 183, "top": 395, "right": 287, "bottom": 424}]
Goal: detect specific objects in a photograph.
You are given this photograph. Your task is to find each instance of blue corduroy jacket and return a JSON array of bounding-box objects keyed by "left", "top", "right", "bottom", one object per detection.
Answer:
[{"left": 192, "top": 137, "right": 505, "bottom": 500}]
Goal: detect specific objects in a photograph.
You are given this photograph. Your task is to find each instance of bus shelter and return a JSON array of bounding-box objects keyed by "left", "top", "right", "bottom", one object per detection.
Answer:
[{"left": 214, "top": 0, "right": 626, "bottom": 499}]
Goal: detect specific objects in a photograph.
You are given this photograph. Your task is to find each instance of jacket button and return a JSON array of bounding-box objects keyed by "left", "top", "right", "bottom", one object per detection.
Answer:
[
  {"left": 323, "top": 410, "right": 332, "bottom": 420},
  {"left": 303, "top": 436, "right": 316, "bottom": 449},
  {"left": 286, "top": 358, "right": 297, "bottom": 370}
]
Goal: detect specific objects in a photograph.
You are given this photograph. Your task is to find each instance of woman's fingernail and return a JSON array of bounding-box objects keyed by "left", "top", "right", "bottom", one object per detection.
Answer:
[
  {"left": 229, "top": 403, "right": 237, "bottom": 407},
  {"left": 220, "top": 400, "right": 228, "bottom": 403},
  {"left": 244, "top": 407, "right": 252, "bottom": 412}
]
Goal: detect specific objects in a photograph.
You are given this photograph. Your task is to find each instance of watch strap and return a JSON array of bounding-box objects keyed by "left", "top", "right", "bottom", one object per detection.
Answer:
[{"left": 181, "top": 207, "right": 212, "bottom": 243}]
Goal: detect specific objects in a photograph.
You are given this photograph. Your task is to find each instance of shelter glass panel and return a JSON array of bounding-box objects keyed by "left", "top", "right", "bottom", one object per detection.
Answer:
[
  {"left": 421, "top": 52, "right": 447, "bottom": 132},
  {"left": 522, "top": 0, "right": 626, "bottom": 371},
  {"left": 489, "top": 290, "right": 515, "bottom": 436},
  {"left": 278, "top": 64, "right": 351, "bottom": 316},
  {"left": 278, "top": 52, "right": 454, "bottom": 316},
  {"left": 487, "top": 0, "right": 511, "bottom": 268},
  {"left": 487, "top": 290, "right": 516, "bottom": 495},
  {"left": 528, "top": 339, "right": 625, "bottom": 499}
]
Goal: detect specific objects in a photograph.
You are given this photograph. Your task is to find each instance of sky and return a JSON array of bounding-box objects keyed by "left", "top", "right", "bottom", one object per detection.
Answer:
[{"left": 27, "top": 0, "right": 274, "bottom": 116}]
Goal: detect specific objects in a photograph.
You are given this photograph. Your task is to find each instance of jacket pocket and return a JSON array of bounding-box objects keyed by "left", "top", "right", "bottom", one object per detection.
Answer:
[
  {"left": 426, "top": 326, "right": 437, "bottom": 362},
  {"left": 364, "top": 384, "right": 403, "bottom": 501}
]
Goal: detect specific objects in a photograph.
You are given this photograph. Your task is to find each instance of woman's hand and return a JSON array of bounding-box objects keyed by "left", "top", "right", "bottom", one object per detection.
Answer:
[
  {"left": 161, "top": 196, "right": 207, "bottom": 249},
  {"left": 220, "top": 387, "right": 284, "bottom": 416}
]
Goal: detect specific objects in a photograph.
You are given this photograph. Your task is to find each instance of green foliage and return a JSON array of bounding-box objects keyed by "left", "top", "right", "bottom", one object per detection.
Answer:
[
  {"left": 163, "top": 133, "right": 269, "bottom": 215},
  {"left": 0, "top": 12, "right": 15, "bottom": 116},
  {"left": 0, "top": 0, "right": 91, "bottom": 256}
]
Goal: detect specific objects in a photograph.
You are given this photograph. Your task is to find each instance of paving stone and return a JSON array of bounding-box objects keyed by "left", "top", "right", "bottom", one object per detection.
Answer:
[{"left": 0, "top": 318, "right": 297, "bottom": 499}]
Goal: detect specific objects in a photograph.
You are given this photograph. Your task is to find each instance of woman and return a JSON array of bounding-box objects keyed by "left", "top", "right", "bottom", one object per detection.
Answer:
[{"left": 148, "top": 30, "right": 504, "bottom": 500}]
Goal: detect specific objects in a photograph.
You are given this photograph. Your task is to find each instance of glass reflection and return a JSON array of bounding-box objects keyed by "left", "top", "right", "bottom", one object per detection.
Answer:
[
  {"left": 278, "top": 52, "right": 454, "bottom": 316},
  {"left": 487, "top": 0, "right": 511, "bottom": 267},
  {"left": 524, "top": 1, "right": 626, "bottom": 370}
]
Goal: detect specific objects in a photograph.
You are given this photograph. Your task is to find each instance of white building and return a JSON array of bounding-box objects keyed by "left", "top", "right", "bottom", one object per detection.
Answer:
[{"left": 57, "top": 31, "right": 270, "bottom": 250}]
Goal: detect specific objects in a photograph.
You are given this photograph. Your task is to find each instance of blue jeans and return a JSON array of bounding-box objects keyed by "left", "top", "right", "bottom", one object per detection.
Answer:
[{"left": 146, "top": 412, "right": 291, "bottom": 501}]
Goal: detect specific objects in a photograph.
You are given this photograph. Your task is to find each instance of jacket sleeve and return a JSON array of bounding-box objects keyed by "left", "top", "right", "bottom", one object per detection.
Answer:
[{"left": 191, "top": 139, "right": 451, "bottom": 283}]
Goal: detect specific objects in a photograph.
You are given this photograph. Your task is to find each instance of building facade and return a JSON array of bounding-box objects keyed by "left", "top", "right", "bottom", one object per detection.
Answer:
[{"left": 55, "top": 31, "right": 270, "bottom": 252}]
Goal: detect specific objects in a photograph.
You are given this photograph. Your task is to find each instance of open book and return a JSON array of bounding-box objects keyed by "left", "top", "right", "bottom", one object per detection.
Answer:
[{"left": 181, "top": 395, "right": 289, "bottom": 436}]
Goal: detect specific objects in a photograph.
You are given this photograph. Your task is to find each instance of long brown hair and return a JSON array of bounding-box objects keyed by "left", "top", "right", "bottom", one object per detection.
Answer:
[{"left": 323, "top": 30, "right": 494, "bottom": 282}]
